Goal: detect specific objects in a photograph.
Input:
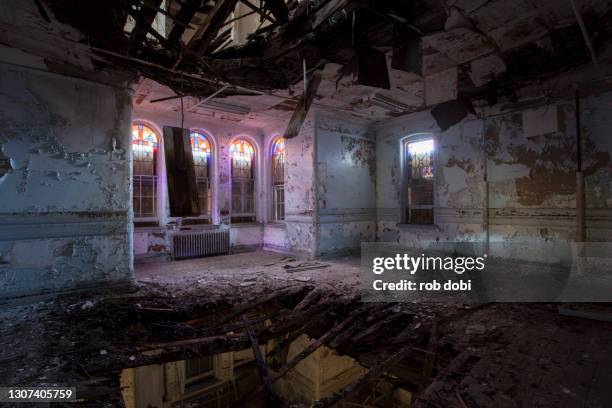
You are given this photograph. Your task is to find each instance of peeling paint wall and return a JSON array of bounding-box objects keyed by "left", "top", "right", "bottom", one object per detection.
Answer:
[
  {"left": 283, "top": 111, "right": 317, "bottom": 257},
  {"left": 316, "top": 112, "right": 376, "bottom": 256},
  {"left": 375, "top": 91, "right": 612, "bottom": 263},
  {"left": 0, "top": 61, "right": 134, "bottom": 297}
]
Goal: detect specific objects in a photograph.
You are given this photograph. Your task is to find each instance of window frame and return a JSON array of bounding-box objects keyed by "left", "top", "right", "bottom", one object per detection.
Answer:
[
  {"left": 229, "top": 137, "right": 257, "bottom": 224},
  {"left": 400, "top": 133, "right": 436, "bottom": 226},
  {"left": 131, "top": 122, "right": 161, "bottom": 224},
  {"left": 270, "top": 136, "right": 286, "bottom": 224}
]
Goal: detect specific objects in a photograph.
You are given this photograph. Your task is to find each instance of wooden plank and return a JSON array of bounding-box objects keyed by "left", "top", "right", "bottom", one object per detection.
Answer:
[
  {"left": 350, "top": 312, "right": 407, "bottom": 343},
  {"left": 167, "top": 0, "right": 202, "bottom": 45},
  {"left": 194, "top": 0, "right": 241, "bottom": 56},
  {"left": 243, "top": 317, "right": 276, "bottom": 400},
  {"left": 127, "top": 0, "right": 163, "bottom": 55},
  {"left": 233, "top": 308, "right": 364, "bottom": 406},
  {"left": 173, "top": 0, "right": 240, "bottom": 68},
  {"left": 162, "top": 126, "right": 200, "bottom": 217},
  {"left": 284, "top": 71, "right": 322, "bottom": 139},
  {"left": 264, "top": 0, "right": 289, "bottom": 24},
  {"left": 312, "top": 345, "right": 415, "bottom": 408},
  {"left": 240, "top": 0, "right": 276, "bottom": 24}
]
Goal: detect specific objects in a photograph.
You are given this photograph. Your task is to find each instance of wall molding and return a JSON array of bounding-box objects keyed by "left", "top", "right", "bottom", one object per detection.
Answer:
[
  {"left": 318, "top": 208, "right": 376, "bottom": 224},
  {"left": 375, "top": 207, "right": 612, "bottom": 229},
  {"left": 0, "top": 212, "right": 128, "bottom": 241}
]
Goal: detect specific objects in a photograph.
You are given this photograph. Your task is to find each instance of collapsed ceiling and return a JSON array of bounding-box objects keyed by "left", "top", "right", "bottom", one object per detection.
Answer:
[{"left": 44, "top": 0, "right": 612, "bottom": 123}]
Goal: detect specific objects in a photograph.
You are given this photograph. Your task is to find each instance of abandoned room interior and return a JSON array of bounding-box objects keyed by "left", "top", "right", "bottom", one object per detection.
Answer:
[{"left": 1, "top": 0, "right": 612, "bottom": 406}]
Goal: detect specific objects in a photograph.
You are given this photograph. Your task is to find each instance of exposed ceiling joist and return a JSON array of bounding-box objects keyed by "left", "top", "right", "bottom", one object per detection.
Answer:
[
  {"left": 173, "top": 0, "right": 240, "bottom": 68},
  {"left": 167, "top": 0, "right": 202, "bottom": 44},
  {"left": 127, "top": 0, "right": 163, "bottom": 55},
  {"left": 240, "top": 0, "right": 276, "bottom": 25},
  {"left": 263, "top": 0, "right": 289, "bottom": 25}
]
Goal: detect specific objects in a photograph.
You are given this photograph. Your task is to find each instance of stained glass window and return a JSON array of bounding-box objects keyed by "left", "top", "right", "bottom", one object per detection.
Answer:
[
  {"left": 271, "top": 137, "right": 285, "bottom": 222},
  {"left": 230, "top": 138, "right": 255, "bottom": 223},
  {"left": 190, "top": 130, "right": 212, "bottom": 219},
  {"left": 131, "top": 123, "right": 159, "bottom": 219},
  {"left": 404, "top": 136, "right": 434, "bottom": 225}
]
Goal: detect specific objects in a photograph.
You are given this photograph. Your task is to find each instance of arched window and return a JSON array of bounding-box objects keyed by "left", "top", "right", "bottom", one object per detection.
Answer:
[
  {"left": 190, "top": 130, "right": 212, "bottom": 220},
  {"left": 132, "top": 123, "right": 159, "bottom": 219},
  {"left": 230, "top": 138, "right": 256, "bottom": 223},
  {"left": 271, "top": 137, "right": 285, "bottom": 222},
  {"left": 403, "top": 136, "right": 434, "bottom": 225}
]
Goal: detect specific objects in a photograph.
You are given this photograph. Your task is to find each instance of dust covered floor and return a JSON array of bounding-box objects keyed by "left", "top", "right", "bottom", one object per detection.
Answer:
[
  {"left": 135, "top": 249, "right": 362, "bottom": 297},
  {"left": 0, "top": 250, "right": 611, "bottom": 407}
]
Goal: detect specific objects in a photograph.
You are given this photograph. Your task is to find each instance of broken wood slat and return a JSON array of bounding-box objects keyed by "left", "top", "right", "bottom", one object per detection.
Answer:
[
  {"left": 240, "top": 0, "right": 276, "bottom": 24},
  {"left": 194, "top": 0, "right": 241, "bottom": 56},
  {"left": 264, "top": 0, "right": 289, "bottom": 24},
  {"left": 208, "top": 27, "right": 233, "bottom": 53},
  {"left": 234, "top": 308, "right": 365, "bottom": 406},
  {"left": 284, "top": 71, "right": 322, "bottom": 139},
  {"left": 127, "top": 9, "right": 178, "bottom": 50},
  {"left": 127, "top": 0, "right": 163, "bottom": 55},
  {"left": 330, "top": 304, "right": 393, "bottom": 349},
  {"left": 167, "top": 0, "right": 202, "bottom": 45},
  {"left": 243, "top": 317, "right": 276, "bottom": 401},
  {"left": 214, "top": 285, "right": 310, "bottom": 326},
  {"left": 293, "top": 286, "right": 325, "bottom": 312},
  {"left": 269, "top": 308, "right": 364, "bottom": 383},
  {"left": 357, "top": 351, "right": 431, "bottom": 390},
  {"left": 163, "top": 126, "right": 200, "bottom": 217},
  {"left": 350, "top": 311, "right": 408, "bottom": 343},
  {"left": 312, "top": 345, "right": 415, "bottom": 408},
  {"left": 422, "top": 318, "right": 438, "bottom": 378},
  {"left": 266, "top": 319, "right": 319, "bottom": 359},
  {"left": 173, "top": 0, "right": 239, "bottom": 67},
  {"left": 285, "top": 263, "right": 330, "bottom": 273}
]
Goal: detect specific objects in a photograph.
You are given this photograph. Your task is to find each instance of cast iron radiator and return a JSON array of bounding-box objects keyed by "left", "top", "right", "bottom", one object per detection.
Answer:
[{"left": 171, "top": 229, "right": 230, "bottom": 259}]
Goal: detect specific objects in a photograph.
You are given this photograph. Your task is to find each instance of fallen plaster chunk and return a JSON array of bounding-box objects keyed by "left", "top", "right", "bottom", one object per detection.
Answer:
[
  {"left": 422, "top": 27, "right": 494, "bottom": 64},
  {"left": 425, "top": 67, "right": 458, "bottom": 106},
  {"left": 469, "top": 54, "right": 507, "bottom": 87}
]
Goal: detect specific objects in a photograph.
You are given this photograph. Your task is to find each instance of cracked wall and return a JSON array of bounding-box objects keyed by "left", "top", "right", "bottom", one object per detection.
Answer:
[
  {"left": 375, "top": 91, "right": 612, "bottom": 263},
  {"left": 0, "top": 61, "right": 134, "bottom": 298}
]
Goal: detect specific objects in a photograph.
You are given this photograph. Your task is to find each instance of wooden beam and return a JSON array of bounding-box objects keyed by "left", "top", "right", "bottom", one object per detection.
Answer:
[
  {"left": 168, "top": 0, "right": 202, "bottom": 44},
  {"left": 243, "top": 317, "right": 276, "bottom": 401},
  {"left": 127, "top": 0, "right": 163, "bottom": 55},
  {"left": 240, "top": 0, "right": 276, "bottom": 24},
  {"left": 194, "top": 0, "right": 241, "bottom": 56},
  {"left": 284, "top": 71, "right": 322, "bottom": 139},
  {"left": 173, "top": 0, "right": 240, "bottom": 68},
  {"left": 312, "top": 345, "right": 415, "bottom": 408},
  {"left": 264, "top": 0, "right": 289, "bottom": 24},
  {"left": 269, "top": 309, "right": 363, "bottom": 383},
  {"left": 128, "top": 9, "right": 177, "bottom": 49},
  {"left": 350, "top": 312, "right": 407, "bottom": 343},
  {"left": 233, "top": 308, "right": 364, "bottom": 406}
]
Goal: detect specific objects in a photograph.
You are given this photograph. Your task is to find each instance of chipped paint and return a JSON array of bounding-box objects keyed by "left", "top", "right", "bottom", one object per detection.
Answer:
[{"left": 0, "top": 59, "right": 134, "bottom": 298}]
